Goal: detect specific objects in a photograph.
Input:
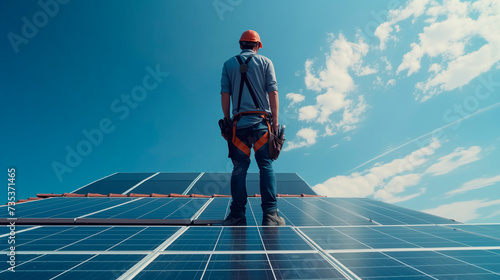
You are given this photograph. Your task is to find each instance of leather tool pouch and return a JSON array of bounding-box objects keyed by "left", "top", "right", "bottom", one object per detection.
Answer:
[{"left": 268, "top": 125, "right": 285, "bottom": 160}]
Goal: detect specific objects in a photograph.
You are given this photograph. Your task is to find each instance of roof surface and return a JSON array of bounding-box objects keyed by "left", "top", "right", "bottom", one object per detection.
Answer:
[{"left": 2, "top": 173, "right": 500, "bottom": 279}]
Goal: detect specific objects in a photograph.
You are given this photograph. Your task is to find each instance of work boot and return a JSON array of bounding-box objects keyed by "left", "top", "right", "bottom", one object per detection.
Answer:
[
  {"left": 262, "top": 211, "right": 286, "bottom": 226},
  {"left": 223, "top": 213, "right": 247, "bottom": 226}
]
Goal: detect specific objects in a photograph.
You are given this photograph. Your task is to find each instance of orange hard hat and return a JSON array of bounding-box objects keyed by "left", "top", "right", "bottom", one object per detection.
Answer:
[{"left": 239, "top": 30, "right": 263, "bottom": 48}]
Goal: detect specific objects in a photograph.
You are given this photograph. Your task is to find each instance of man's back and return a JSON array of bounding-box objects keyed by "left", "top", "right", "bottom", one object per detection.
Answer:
[{"left": 221, "top": 49, "right": 277, "bottom": 128}]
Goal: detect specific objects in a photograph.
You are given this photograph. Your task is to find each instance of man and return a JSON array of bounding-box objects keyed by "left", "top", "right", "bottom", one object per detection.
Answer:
[{"left": 220, "top": 30, "right": 285, "bottom": 226}]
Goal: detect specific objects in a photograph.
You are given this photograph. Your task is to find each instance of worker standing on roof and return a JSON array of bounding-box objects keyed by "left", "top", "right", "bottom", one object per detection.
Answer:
[{"left": 220, "top": 30, "right": 285, "bottom": 226}]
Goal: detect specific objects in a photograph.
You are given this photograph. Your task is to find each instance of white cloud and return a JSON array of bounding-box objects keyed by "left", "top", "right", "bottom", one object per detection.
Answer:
[
  {"left": 298, "top": 105, "right": 319, "bottom": 121},
  {"left": 300, "top": 33, "right": 371, "bottom": 128},
  {"left": 425, "top": 146, "right": 481, "bottom": 176},
  {"left": 304, "top": 59, "right": 322, "bottom": 92},
  {"left": 375, "top": 0, "right": 431, "bottom": 50},
  {"left": 313, "top": 138, "right": 440, "bottom": 199},
  {"left": 423, "top": 199, "right": 500, "bottom": 222},
  {"left": 286, "top": 93, "right": 305, "bottom": 108},
  {"left": 374, "top": 174, "right": 424, "bottom": 203},
  {"left": 288, "top": 33, "right": 374, "bottom": 149},
  {"left": 373, "top": 76, "right": 384, "bottom": 87},
  {"left": 386, "top": 79, "right": 396, "bottom": 87},
  {"left": 381, "top": 56, "right": 393, "bottom": 71},
  {"left": 378, "top": 0, "right": 500, "bottom": 101},
  {"left": 354, "top": 65, "right": 377, "bottom": 76},
  {"left": 446, "top": 174, "right": 500, "bottom": 197},
  {"left": 283, "top": 127, "right": 318, "bottom": 151}
]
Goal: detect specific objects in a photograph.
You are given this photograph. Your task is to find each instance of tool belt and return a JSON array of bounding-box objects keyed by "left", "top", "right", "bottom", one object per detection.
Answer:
[{"left": 219, "top": 111, "right": 285, "bottom": 160}]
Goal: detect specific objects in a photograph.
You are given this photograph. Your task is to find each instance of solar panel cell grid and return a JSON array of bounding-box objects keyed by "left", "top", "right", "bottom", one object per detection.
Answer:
[
  {"left": 355, "top": 198, "right": 458, "bottom": 225},
  {"left": 0, "top": 197, "right": 138, "bottom": 219},
  {"left": 214, "top": 227, "right": 265, "bottom": 251},
  {"left": 85, "top": 198, "right": 209, "bottom": 220},
  {"left": 280, "top": 198, "right": 374, "bottom": 226},
  {"left": 2, "top": 226, "right": 182, "bottom": 252},
  {"left": 453, "top": 224, "right": 500, "bottom": 239},
  {"left": 203, "top": 254, "right": 275, "bottom": 280},
  {"left": 269, "top": 253, "right": 347, "bottom": 279}
]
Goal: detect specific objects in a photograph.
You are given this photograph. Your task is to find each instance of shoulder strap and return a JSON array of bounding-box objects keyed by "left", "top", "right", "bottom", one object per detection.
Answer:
[{"left": 235, "top": 54, "right": 260, "bottom": 112}]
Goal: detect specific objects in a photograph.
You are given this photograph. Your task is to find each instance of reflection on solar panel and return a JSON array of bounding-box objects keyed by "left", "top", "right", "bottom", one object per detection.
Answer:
[{"left": 2, "top": 172, "right": 500, "bottom": 279}]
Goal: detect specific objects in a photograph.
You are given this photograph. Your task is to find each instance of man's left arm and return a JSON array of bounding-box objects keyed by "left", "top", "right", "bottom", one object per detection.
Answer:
[
  {"left": 221, "top": 92, "right": 231, "bottom": 120},
  {"left": 268, "top": 90, "right": 279, "bottom": 131}
]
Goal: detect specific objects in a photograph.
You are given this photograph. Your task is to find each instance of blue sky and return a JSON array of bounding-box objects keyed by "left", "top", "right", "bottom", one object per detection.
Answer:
[{"left": 2, "top": 0, "right": 499, "bottom": 223}]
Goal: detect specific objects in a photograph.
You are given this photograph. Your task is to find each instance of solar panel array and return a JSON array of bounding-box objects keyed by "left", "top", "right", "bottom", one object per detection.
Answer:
[
  {"left": 2, "top": 173, "right": 500, "bottom": 279},
  {"left": 72, "top": 172, "right": 317, "bottom": 196}
]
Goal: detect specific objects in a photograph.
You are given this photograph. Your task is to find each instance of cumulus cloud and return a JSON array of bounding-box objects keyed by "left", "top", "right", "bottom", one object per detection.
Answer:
[
  {"left": 313, "top": 138, "right": 440, "bottom": 199},
  {"left": 298, "top": 33, "right": 373, "bottom": 133},
  {"left": 423, "top": 199, "right": 500, "bottom": 222},
  {"left": 446, "top": 174, "right": 500, "bottom": 197},
  {"left": 377, "top": 0, "right": 500, "bottom": 101},
  {"left": 286, "top": 93, "right": 305, "bottom": 108},
  {"left": 375, "top": 0, "right": 431, "bottom": 50},
  {"left": 425, "top": 146, "right": 481, "bottom": 176},
  {"left": 298, "top": 105, "right": 319, "bottom": 121},
  {"left": 374, "top": 174, "right": 425, "bottom": 203},
  {"left": 283, "top": 127, "right": 318, "bottom": 151}
]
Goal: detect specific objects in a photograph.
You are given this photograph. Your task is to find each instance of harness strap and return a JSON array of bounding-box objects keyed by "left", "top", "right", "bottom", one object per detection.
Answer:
[
  {"left": 235, "top": 55, "right": 260, "bottom": 112},
  {"left": 231, "top": 113, "right": 271, "bottom": 157},
  {"left": 253, "top": 114, "right": 271, "bottom": 152}
]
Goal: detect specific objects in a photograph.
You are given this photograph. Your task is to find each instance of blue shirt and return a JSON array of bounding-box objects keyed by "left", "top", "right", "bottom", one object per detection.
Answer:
[{"left": 221, "top": 49, "right": 278, "bottom": 128}]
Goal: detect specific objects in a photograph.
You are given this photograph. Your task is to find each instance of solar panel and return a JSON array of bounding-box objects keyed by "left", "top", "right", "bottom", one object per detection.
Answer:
[
  {"left": 2, "top": 254, "right": 146, "bottom": 280},
  {"left": 299, "top": 225, "right": 500, "bottom": 251},
  {"left": 321, "top": 198, "right": 457, "bottom": 225},
  {"left": 84, "top": 198, "right": 209, "bottom": 220},
  {"left": 3, "top": 172, "right": 500, "bottom": 279},
  {"left": 133, "top": 254, "right": 208, "bottom": 279},
  {"left": 72, "top": 173, "right": 156, "bottom": 195},
  {"left": 279, "top": 197, "right": 373, "bottom": 226},
  {"left": 129, "top": 173, "right": 202, "bottom": 195},
  {"left": 331, "top": 250, "right": 500, "bottom": 279},
  {"left": 0, "top": 197, "right": 138, "bottom": 218},
  {"left": 1, "top": 226, "right": 181, "bottom": 252},
  {"left": 187, "top": 172, "right": 316, "bottom": 196}
]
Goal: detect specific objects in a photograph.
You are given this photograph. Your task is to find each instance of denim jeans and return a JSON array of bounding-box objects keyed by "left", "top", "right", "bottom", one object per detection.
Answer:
[{"left": 230, "top": 121, "right": 277, "bottom": 217}]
